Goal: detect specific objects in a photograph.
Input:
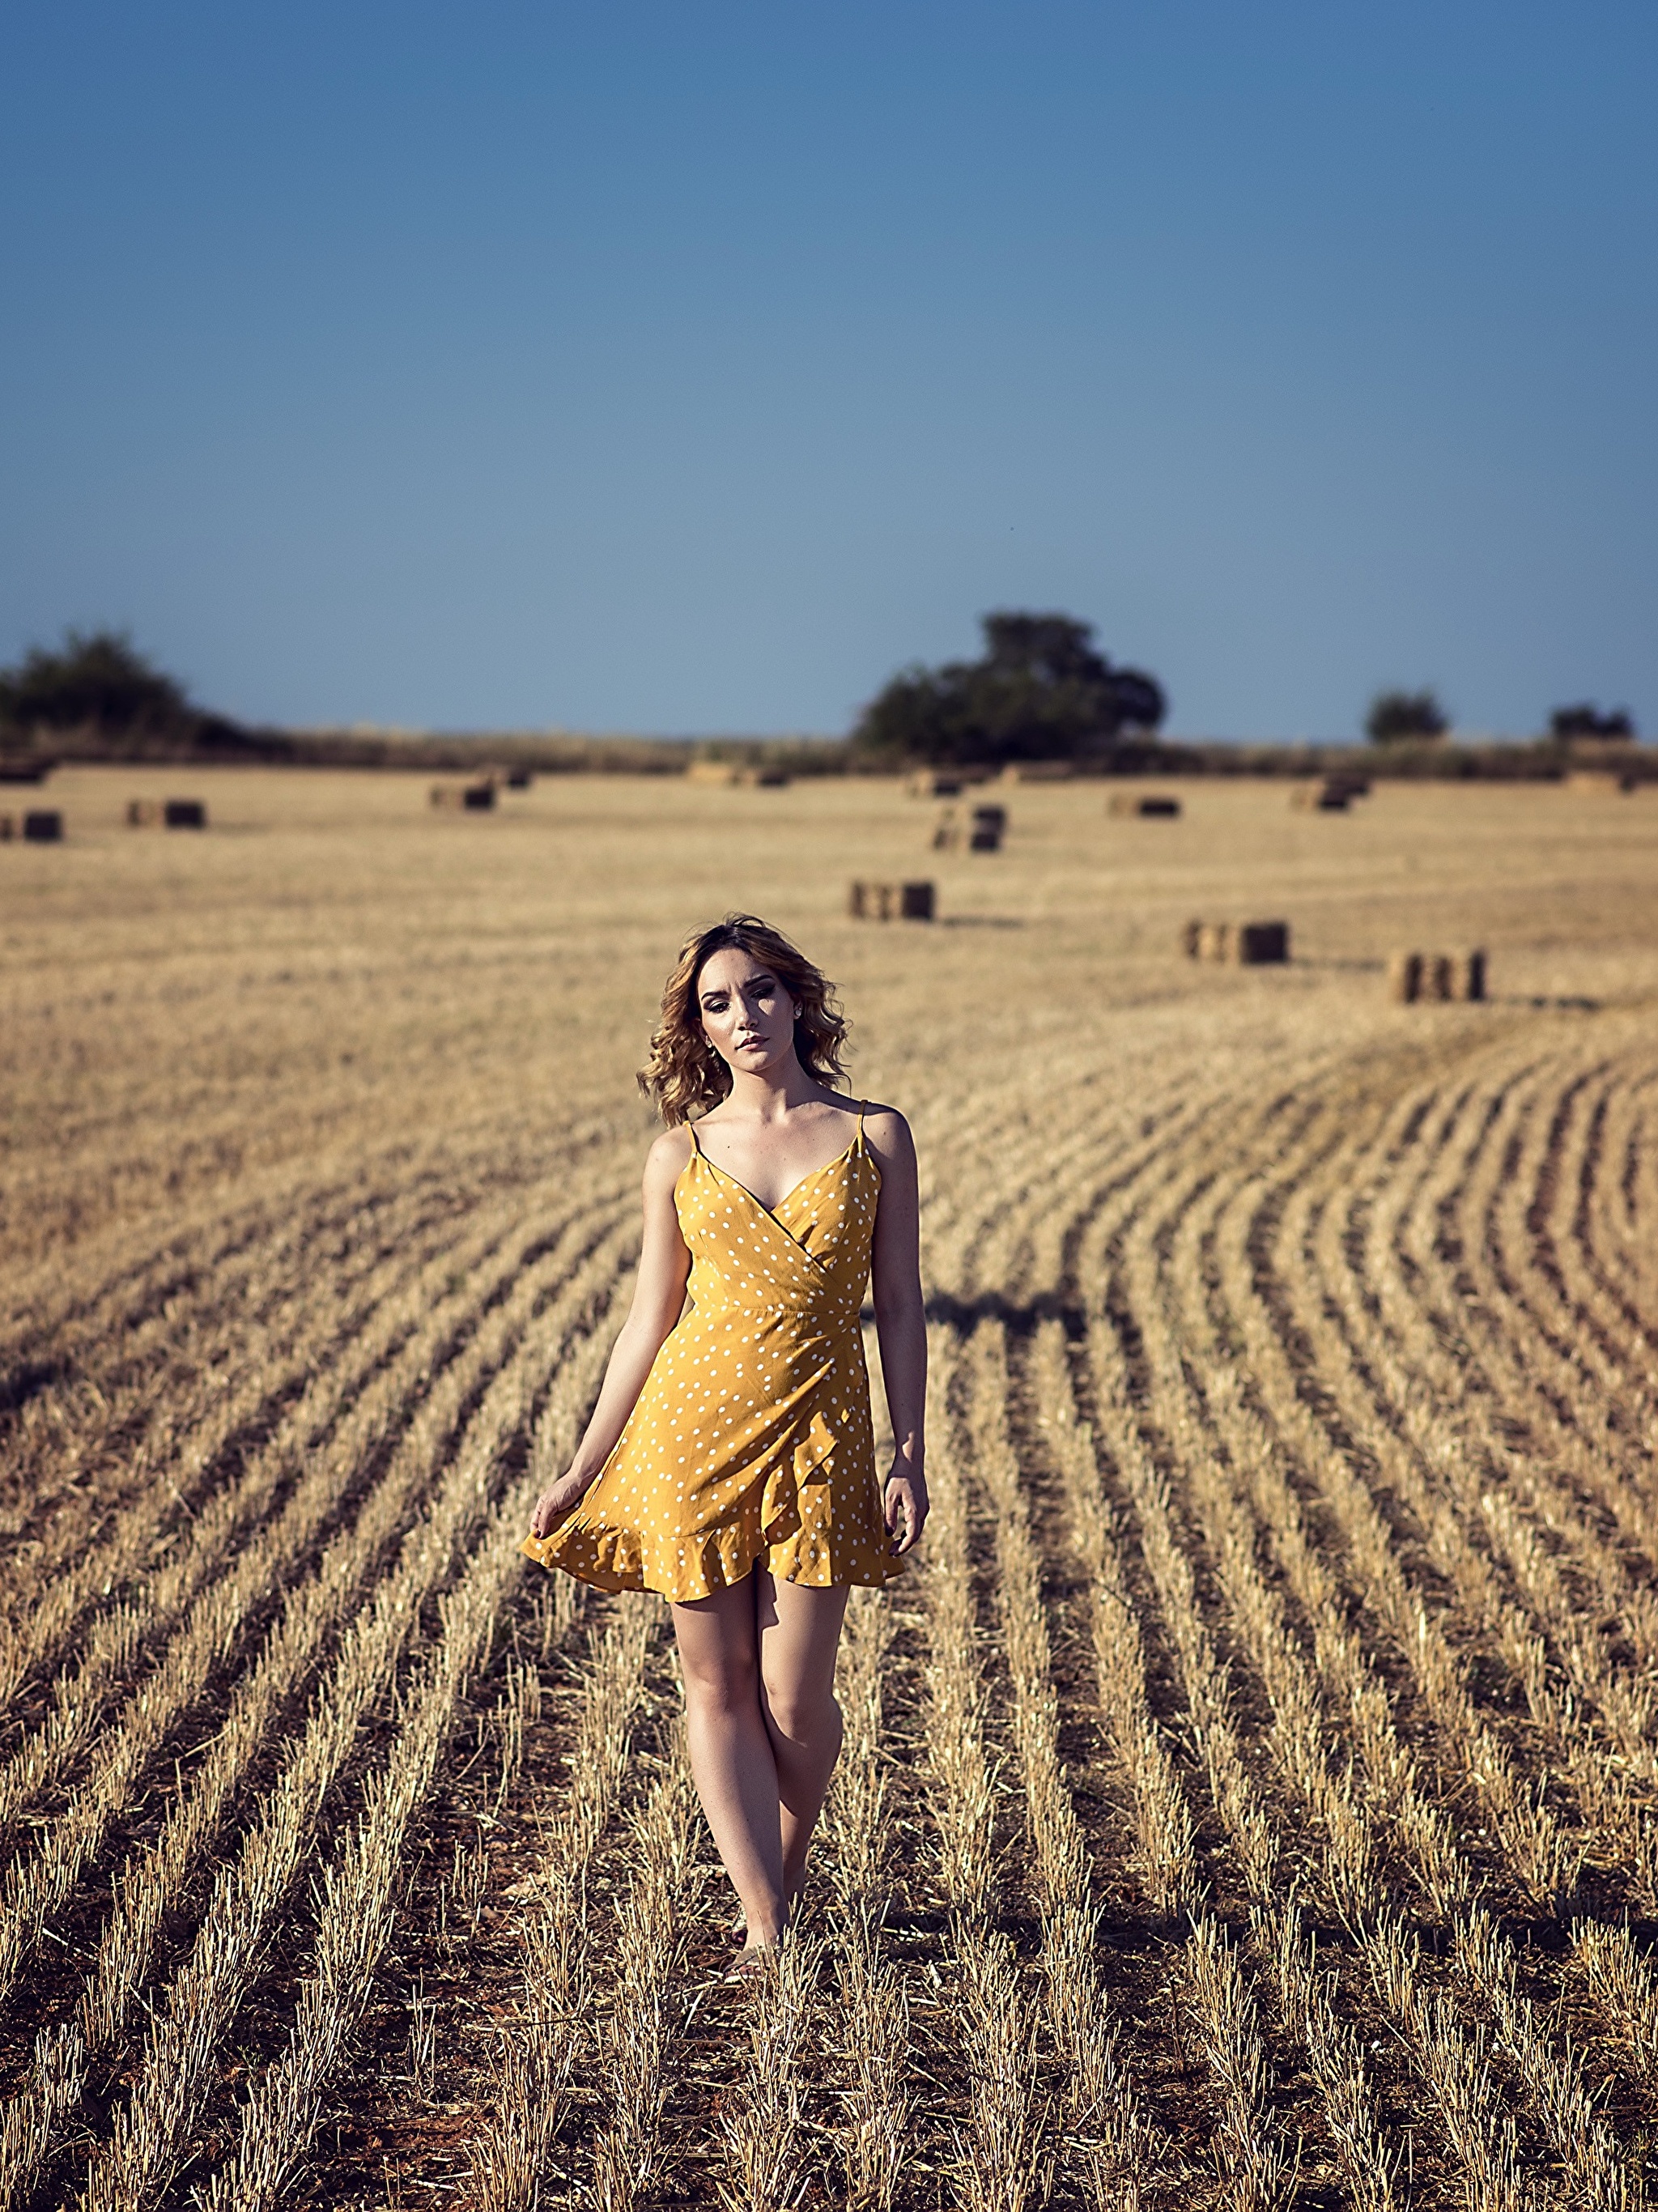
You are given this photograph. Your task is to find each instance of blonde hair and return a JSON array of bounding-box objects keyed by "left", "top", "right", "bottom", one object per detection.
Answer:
[{"left": 637, "top": 914, "right": 851, "bottom": 1126}]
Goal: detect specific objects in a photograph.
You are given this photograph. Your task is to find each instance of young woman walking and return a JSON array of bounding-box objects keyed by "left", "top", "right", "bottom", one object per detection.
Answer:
[{"left": 524, "top": 914, "right": 928, "bottom": 1963}]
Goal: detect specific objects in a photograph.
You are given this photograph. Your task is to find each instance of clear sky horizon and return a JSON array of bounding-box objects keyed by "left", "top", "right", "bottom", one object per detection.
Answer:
[{"left": 2, "top": 2, "right": 1653, "bottom": 741}]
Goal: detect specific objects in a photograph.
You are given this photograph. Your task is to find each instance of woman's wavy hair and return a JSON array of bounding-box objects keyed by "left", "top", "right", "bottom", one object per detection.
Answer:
[{"left": 638, "top": 914, "right": 850, "bottom": 1125}]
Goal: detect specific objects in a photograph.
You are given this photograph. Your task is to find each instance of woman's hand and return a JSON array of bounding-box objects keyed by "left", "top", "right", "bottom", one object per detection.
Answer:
[
  {"left": 883, "top": 1463, "right": 929, "bottom": 1555},
  {"left": 530, "top": 1467, "right": 591, "bottom": 1540}
]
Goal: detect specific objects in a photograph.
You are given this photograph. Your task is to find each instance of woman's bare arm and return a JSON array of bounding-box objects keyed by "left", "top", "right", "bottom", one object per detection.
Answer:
[
  {"left": 866, "top": 1106, "right": 929, "bottom": 1554},
  {"left": 529, "top": 1129, "right": 694, "bottom": 1537}
]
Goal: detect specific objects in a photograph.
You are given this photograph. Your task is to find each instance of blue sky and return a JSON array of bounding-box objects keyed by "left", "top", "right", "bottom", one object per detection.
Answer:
[{"left": 1, "top": 2, "right": 1653, "bottom": 738}]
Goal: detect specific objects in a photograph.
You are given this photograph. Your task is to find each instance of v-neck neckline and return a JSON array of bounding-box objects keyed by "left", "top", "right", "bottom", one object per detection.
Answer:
[{"left": 692, "top": 1133, "right": 857, "bottom": 1224}]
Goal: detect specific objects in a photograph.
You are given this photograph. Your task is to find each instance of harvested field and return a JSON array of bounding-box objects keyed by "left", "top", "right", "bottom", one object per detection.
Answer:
[{"left": 4, "top": 764, "right": 1658, "bottom": 2209}]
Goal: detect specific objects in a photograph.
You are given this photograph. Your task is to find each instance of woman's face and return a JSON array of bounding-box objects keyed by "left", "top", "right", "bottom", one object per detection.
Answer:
[{"left": 695, "top": 948, "right": 799, "bottom": 1080}]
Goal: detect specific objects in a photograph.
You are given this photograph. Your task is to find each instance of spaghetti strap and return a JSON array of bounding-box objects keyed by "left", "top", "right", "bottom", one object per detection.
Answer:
[
  {"left": 854, "top": 1100, "right": 866, "bottom": 1149},
  {"left": 687, "top": 1118, "right": 703, "bottom": 1156}
]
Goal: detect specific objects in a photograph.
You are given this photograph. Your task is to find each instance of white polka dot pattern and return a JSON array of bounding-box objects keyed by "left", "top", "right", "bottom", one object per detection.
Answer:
[{"left": 521, "top": 1121, "right": 903, "bottom": 1600}]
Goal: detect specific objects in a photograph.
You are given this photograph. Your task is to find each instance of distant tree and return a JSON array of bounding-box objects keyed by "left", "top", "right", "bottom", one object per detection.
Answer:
[
  {"left": 851, "top": 611, "right": 1167, "bottom": 766},
  {"left": 0, "top": 628, "right": 193, "bottom": 738},
  {"left": 1365, "top": 687, "right": 1448, "bottom": 744},
  {"left": 1548, "top": 702, "right": 1635, "bottom": 741}
]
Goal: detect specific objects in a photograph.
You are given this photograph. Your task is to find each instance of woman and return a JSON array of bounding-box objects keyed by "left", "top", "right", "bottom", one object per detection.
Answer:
[{"left": 524, "top": 914, "right": 928, "bottom": 1962}]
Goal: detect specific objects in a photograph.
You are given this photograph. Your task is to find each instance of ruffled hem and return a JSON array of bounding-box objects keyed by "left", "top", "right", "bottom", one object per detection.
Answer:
[
  {"left": 521, "top": 1416, "right": 905, "bottom": 1602},
  {"left": 520, "top": 1519, "right": 907, "bottom": 1602}
]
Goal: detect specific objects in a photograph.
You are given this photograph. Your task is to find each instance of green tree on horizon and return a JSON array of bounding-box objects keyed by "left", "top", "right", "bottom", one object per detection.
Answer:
[
  {"left": 851, "top": 611, "right": 1167, "bottom": 766},
  {"left": 1365, "top": 687, "right": 1449, "bottom": 744}
]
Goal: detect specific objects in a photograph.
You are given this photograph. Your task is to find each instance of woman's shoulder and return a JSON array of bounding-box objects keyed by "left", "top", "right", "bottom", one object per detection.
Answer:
[
  {"left": 643, "top": 1124, "right": 696, "bottom": 1189},
  {"left": 856, "top": 1100, "right": 913, "bottom": 1160}
]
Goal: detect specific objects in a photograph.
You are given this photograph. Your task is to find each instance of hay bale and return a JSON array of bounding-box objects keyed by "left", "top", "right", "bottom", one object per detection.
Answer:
[
  {"left": 430, "top": 781, "right": 496, "bottom": 810},
  {"left": 23, "top": 810, "right": 62, "bottom": 843},
  {"left": 908, "top": 770, "right": 963, "bottom": 798},
  {"left": 932, "top": 808, "right": 960, "bottom": 851},
  {"left": 968, "top": 802, "right": 1006, "bottom": 852},
  {"left": 849, "top": 878, "right": 935, "bottom": 921},
  {"left": 1315, "top": 789, "right": 1350, "bottom": 812},
  {"left": 1197, "top": 921, "right": 1235, "bottom": 962},
  {"left": 1237, "top": 921, "right": 1289, "bottom": 964},
  {"left": 504, "top": 768, "right": 534, "bottom": 789},
  {"left": 1425, "top": 953, "right": 1456, "bottom": 1001},
  {"left": 126, "top": 798, "right": 164, "bottom": 827},
  {"left": 1451, "top": 948, "right": 1486, "bottom": 1002},
  {"left": 0, "top": 814, "right": 14, "bottom": 840},
  {"left": 1180, "top": 919, "right": 1203, "bottom": 958},
  {"left": 1565, "top": 771, "right": 1626, "bottom": 796},
  {"left": 1137, "top": 795, "right": 1181, "bottom": 818},
  {"left": 747, "top": 768, "right": 790, "bottom": 788},
  {"left": 687, "top": 760, "right": 742, "bottom": 785},
  {"left": 1388, "top": 947, "right": 1486, "bottom": 1004},
  {"left": 1387, "top": 951, "right": 1423, "bottom": 1003},
  {"left": 164, "top": 798, "right": 207, "bottom": 830}
]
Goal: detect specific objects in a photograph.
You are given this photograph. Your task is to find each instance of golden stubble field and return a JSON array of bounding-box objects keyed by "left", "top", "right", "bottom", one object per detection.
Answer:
[{"left": 4, "top": 763, "right": 1658, "bottom": 2212}]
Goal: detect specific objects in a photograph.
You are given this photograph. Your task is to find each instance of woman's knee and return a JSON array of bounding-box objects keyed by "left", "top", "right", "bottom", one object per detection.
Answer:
[
  {"left": 680, "top": 1638, "right": 761, "bottom": 1716},
  {"left": 760, "top": 1678, "right": 841, "bottom": 1746}
]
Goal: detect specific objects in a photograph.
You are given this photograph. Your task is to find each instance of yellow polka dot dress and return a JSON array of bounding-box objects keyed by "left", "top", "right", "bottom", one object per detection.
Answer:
[{"left": 521, "top": 1113, "right": 903, "bottom": 1600}]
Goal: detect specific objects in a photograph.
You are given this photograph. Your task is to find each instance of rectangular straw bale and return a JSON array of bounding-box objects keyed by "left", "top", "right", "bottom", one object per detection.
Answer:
[
  {"left": 126, "top": 798, "right": 164, "bottom": 827},
  {"left": 0, "top": 815, "right": 14, "bottom": 840},
  {"left": 1387, "top": 951, "right": 1422, "bottom": 1003},
  {"left": 850, "top": 878, "right": 933, "bottom": 921},
  {"left": 23, "top": 810, "right": 63, "bottom": 843},
  {"left": 1181, "top": 920, "right": 1202, "bottom": 957},
  {"left": 1451, "top": 948, "right": 1487, "bottom": 1002},
  {"left": 1236, "top": 920, "right": 1289, "bottom": 964},
  {"left": 1425, "top": 953, "right": 1456, "bottom": 1000},
  {"left": 1197, "top": 921, "right": 1234, "bottom": 962},
  {"left": 164, "top": 799, "right": 207, "bottom": 829}
]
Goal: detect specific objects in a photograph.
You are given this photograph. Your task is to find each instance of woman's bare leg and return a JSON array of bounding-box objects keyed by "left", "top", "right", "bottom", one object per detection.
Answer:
[
  {"left": 671, "top": 1572, "right": 851, "bottom": 1946},
  {"left": 672, "top": 1579, "right": 788, "bottom": 1946},
  {"left": 755, "top": 1573, "right": 850, "bottom": 1903}
]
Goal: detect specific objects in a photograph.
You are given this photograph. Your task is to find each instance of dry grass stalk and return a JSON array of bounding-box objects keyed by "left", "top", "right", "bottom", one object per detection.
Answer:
[
  {"left": 954, "top": 1928, "right": 1045, "bottom": 2212},
  {"left": 1573, "top": 1919, "right": 1658, "bottom": 2077},
  {"left": 466, "top": 1590, "right": 658, "bottom": 2212},
  {"left": 963, "top": 1320, "right": 1088, "bottom": 1908},
  {"left": 918, "top": 1329, "right": 997, "bottom": 1915},
  {"left": 583, "top": 1748, "right": 698, "bottom": 2212},
  {"left": 1453, "top": 1909, "right": 1636, "bottom": 2212},
  {"left": 831, "top": 1904, "right": 909, "bottom": 2212},
  {"left": 0, "top": 1215, "right": 634, "bottom": 2032},
  {"left": 1364, "top": 1913, "right": 1524, "bottom": 2212},
  {"left": 1031, "top": 1320, "right": 1195, "bottom": 1917},
  {"left": 70, "top": 1321, "right": 617, "bottom": 2212},
  {"left": 825, "top": 1585, "right": 889, "bottom": 1906},
  {"left": 1263, "top": 1903, "right": 1398, "bottom": 2212},
  {"left": 1182, "top": 1914, "right": 1298, "bottom": 2212},
  {"left": 718, "top": 1936, "right": 818, "bottom": 2212},
  {"left": 1086, "top": 1322, "right": 1279, "bottom": 1906}
]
